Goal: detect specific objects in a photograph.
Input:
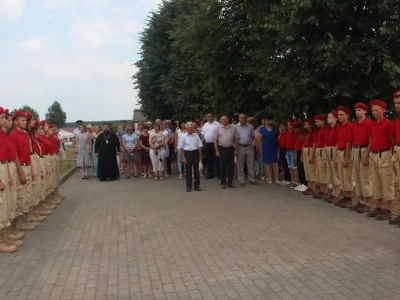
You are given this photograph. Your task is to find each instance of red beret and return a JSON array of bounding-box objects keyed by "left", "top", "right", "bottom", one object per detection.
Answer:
[
  {"left": 24, "top": 111, "right": 32, "bottom": 120},
  {"left": 330, "top": 109, "right": 338, "bottom": 118},
  {"left": 0, "top": 106, "right": 5, "bottom": 114},
  {"left": 12, "top": 109, "right": 25, "bottom": 122},
  {"left": 314, "top": 114, "right": 326, "bottom": 121},
  {"left": 393, "top": 90, "right": 400, "bottom": 98},
  {"left": 4, "top": 109, "right": 9, "bottom": 115},
  {"left": 38, "top": 120, "right": 46, "bottom": 126},
  {"left": 292, "top": 121, "right": 302, "bottom": 128},
  {"left": 287, "top": 119, "right": 295, "bottom": 124},
  {"left": 48, "top": 124, "right": 55, "bottom": 129},
  {"left": 355, "top": 102, "right": 368, "bottom": 110},
  {"left": 304, "top": 118, "right": 314, "bottom": 124},
  {"left": 337, "top": 106, "right": 351, "bottom": 115},
  {"left": 369, "top": 99, "right": 387, "bottom": 109}
]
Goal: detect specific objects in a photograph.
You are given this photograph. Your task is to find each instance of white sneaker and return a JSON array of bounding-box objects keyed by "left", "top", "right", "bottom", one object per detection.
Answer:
[
  {"left": 294, "top": 185, "right": 302, "bottom": 191},
  {"left": 165, "top": 173, "right": 169, "bottom": 178},
  {"left": 298, "top": 184, "right": 308, "bottom": 192}
]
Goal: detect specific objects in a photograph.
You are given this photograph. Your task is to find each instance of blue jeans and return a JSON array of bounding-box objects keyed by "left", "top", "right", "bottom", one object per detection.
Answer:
[{"left": 286, "top": 149, "right": 297, "bottom": 168}]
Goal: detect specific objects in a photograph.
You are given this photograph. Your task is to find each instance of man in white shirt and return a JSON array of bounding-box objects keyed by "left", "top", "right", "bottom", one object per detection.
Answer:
[
  {"left": 73, "top": 120, "right": 83, "bottom": 147},
  {"left": 201, "top": 113, "right": 220, "bottom": 179},
  {"left": 180, "top": 122, "right": 203, "bottom": 192}
]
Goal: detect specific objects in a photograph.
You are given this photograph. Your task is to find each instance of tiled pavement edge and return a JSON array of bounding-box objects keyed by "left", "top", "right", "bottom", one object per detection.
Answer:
[{"left": 1, "top": 173, "right": 400, "bottom": 300}]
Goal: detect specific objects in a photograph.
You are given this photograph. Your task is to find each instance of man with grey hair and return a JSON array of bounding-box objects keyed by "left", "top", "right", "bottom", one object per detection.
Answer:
[
  {"left": 235, "top": 114, "right": 258, "bottom": 186},
  {"left": 179, "top": 122, "right": 203, "bottom": 192}
]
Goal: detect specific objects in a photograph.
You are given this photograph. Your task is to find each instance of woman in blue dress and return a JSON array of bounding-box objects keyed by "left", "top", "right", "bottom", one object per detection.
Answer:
[{"left": 258, "top": 116, "right": 280, "bottom": 184}]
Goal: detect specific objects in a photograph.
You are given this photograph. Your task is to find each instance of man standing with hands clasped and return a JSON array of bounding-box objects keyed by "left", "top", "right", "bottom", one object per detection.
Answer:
[
  {"left": 179, "top": 122, "right": 203, "bottom": 192},
  {"left": 235, "top": 113, "right": 258, "bottom": 186},
  {"left": 214, "top": 115, "right": 238, "bottom": 189}
]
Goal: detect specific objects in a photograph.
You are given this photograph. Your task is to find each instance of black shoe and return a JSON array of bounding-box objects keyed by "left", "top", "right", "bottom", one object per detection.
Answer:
[
  {"left": 186, "top": 188, "right": 192, "bottom": 192},
  {"left": 194, "top": 187, "right": 201, "bottom": 191},
  {"left": 205, "top": 175, "right": 213, "bottom": 179},
  {"left": 100, "top": 178, "right": 106, "bottom": 181}
]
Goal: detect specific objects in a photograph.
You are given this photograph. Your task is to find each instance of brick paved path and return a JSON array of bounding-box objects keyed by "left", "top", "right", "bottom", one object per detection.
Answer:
[{"left": 1, "top": 172, "right": 400, "bottom": 300}]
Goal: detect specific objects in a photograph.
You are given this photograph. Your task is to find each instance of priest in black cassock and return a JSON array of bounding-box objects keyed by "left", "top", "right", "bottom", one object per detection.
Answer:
[{"left": 95, "top": 123, "right": 120, "bottom": 181}]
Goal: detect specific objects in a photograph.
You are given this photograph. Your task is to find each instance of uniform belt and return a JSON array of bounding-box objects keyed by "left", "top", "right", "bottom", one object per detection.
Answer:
[
  {"left": 0, "top": 160, "right": 7, "bottom": 164},
  {"left": 8, "top": 160, "right": 15, "bottom": 163},
  {"left": 396, "top": 144, "right": 400, "bottom": 147},
  {"left": 353, "top": 145, "right": 368, "bottom": 149},
  {"left": 239, "top": 144, "right": 251, "bottom": 147},
  {"left": 21, "top": 163, "right": 30, "bottom": 166},
  {"left": 371, "top": 148, "right": 391, "bottom": 154},
  {"left": 315, "top": 146, "right": 324, "bottom": 148},
  {"left": 286, "top": 148, "right": 295, "bottom": 151},
  {"left": 218, "top": 146, "right": 234, "bottom": 149},
  {"left": 39, "top": 155, "right": 45, "bottom": 158},
  {"left": 338, "top": 148, "right": 346, "bottom": 151},
  {"left": 30, "top": 152, "right": 35, "bottom": 155},
  {"left": 304, "top": 146, "right": 313, "bottom": 148}
]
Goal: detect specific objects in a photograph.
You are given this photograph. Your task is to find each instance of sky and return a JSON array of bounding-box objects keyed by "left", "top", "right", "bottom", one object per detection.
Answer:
[{"left": 0, "top": 0, "right": 162, "bottom": 123}]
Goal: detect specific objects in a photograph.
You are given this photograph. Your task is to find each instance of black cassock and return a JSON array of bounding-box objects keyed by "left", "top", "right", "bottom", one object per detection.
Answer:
[{"left": 95, "top": 131, "right": 120, "bottom": 180}]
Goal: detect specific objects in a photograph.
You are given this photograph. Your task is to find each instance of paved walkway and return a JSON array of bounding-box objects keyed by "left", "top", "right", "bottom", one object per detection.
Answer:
[{"left": 1, "top": 172, "right": 400, "bottom": 300}]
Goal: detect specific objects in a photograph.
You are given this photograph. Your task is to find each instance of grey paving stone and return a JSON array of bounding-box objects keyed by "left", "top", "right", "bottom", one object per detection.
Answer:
[{"left": 1, "top": 172, "right": 400, "bottom": 299}]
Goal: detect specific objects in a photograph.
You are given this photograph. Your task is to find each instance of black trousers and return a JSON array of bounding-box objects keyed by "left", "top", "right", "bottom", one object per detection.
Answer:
[
  {"left": 279, "top": 148, "right": 291, "bottom": 182},
  {"left": 219, "top": 146, "right": 234, "bottom": 185},
  {"left": 167, "top": 144, "right": 174, "bottom": 173},
  {"left": 205, "top": 142, "right": 219, "bottom": 176},
  {"left": 296, "top": 150, "right": 307, "bottom": 185},
  {"left": 184, "top": 150, "right": 200, "bottom": 188}
]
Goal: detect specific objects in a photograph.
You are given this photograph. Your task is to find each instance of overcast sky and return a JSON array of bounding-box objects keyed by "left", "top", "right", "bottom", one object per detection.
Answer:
[{"left": 0, "top": 0, "right": 161, "bottom": 122}]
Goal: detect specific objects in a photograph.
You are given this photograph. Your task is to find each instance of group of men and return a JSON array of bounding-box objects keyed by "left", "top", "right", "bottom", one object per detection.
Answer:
[
  {"left": 0, "top": 108, "right": 64, "bottom": 253},
  {"left": 179, "top": 113, "right": 258, "bottom": 191},
  {"left": 297, "top": 91, "right": 400, "bottom": 226}
]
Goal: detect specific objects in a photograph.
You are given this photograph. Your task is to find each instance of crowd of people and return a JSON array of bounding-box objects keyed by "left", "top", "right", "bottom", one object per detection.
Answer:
[
  {"left": 2, "top": 91, "right": 400, "bottom": 252},
  {"left": 74, "top": 91, "right": 400, "bottom": 225},
  {"left": 0, "top": 109, "right": 65, "bottom": 253}
]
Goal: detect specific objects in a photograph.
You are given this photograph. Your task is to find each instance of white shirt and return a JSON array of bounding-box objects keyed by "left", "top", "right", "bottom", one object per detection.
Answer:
[
  {"left": 179, "top": 133, "right": 203, "bottom": 150},
  {"left": 73, "top": 128, "right": 80, "bottom": 137},
  {"left": 201, "top": 120, "right": 220, "bottom": 143}
]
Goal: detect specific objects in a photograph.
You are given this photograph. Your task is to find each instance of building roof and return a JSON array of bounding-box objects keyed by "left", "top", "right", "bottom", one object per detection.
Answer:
[
  {"left": 61, "top": 127, "right": 76, "bottom": 133},
  {"left": 133, "top": 109, "right": 146, "bottom": 122}
]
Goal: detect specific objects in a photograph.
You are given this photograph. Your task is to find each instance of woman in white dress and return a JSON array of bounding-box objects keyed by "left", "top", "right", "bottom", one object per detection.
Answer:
[{"left": 75, "top": 125, "right": 92, "bottom": 179}]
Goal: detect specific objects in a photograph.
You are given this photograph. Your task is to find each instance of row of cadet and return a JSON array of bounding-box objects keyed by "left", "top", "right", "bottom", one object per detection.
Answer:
[{"left": 0, "top": 108, "right": 65, "bottom": 253}]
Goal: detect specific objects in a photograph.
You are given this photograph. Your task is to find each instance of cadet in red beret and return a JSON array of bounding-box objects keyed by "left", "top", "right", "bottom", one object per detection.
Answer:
[
  {"left": 391, "top": 92, "right": 400, "bottom": 225},
  {"left": 312, "top": 114, "right": 329, "bottom": 199},
  {"left": 0, "top": 107, "right": 18, "bottom": 253},
  {"left": 9, "top": 111, "right": 37, "bottom": 231},
  {"left": 350, "top": 103, "right": 373, "bottom": 212},
  {"left": 367, "top": 99, "right": 395, "bottom": 221},
  {"left": 301, "top": 118, "right": 317, "bottom": 195},
  {"left": 325, "top": 110, "right": 341, "bottom": 203},
  {"left": 286, "top": 120, "right": 298, "bottom": 187},
  {"left": 278, "top": 122, "right": 291, "bottom": 185},
  {"left": 293, "top": 122, "right": 307, "bottom": 191},
  {"left": 38, "top": 123, "right": 59, "bottom": 208},
  {"left": 25, "top": 113, "right": 43, "bottom": 222},
  {"left": 333, "top": 106, "right": 353, "bottom": 207},
  {"left": 3, "top": 109, "right": 25, "bottom": 247}
]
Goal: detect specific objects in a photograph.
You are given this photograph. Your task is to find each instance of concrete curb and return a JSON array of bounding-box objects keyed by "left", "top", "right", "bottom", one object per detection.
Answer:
[{"left": 59, "top": 164, "right": 77, "bottom": 186}]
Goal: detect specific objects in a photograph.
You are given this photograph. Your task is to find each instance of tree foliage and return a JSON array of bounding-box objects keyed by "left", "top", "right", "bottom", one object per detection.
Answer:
[
  {"left": 134, "top": 0, "right": 400, "bottom": 121},
  {"left": 45, "top": 101, "right": 67, "bottom": 128}
]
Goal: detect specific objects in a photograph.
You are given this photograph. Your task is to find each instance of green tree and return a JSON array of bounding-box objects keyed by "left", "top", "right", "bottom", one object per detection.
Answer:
[
  {"left": 45, "top": 101, "right": 67, "bottom": 128},
  {"left": 134, "top": 0, "right": 400, "bottom": 120},
  {"left": 20, "top": 105, "right": 40, "bottom": 120}
]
